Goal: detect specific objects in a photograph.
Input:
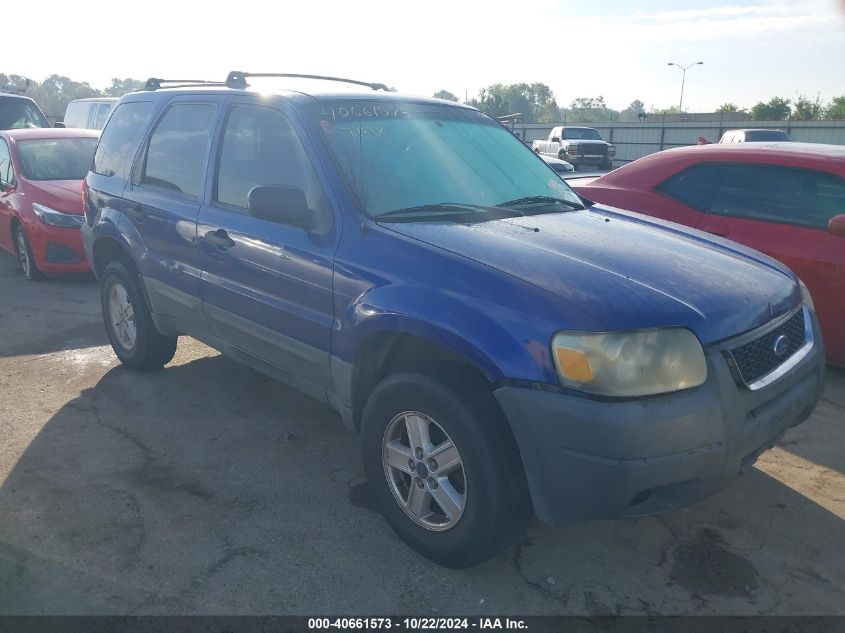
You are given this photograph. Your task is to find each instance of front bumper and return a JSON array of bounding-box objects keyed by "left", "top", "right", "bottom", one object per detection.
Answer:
[
  {"left": 25, "top": 218, "right": 90, "bottom": 273},
  {"left": 495, "top": 309, "right": 825, "bottom": 524}
]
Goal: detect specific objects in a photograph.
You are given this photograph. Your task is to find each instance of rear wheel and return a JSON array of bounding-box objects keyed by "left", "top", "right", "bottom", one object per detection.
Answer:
[
  {"left": 15, "top": 224, "right": 44, "bottom": 281},
  {"left": 100, "top": 259, "right": 177, "bottom": 371},
  {"left": 361, "top": 372, "right": 530, "bottom": 567}
]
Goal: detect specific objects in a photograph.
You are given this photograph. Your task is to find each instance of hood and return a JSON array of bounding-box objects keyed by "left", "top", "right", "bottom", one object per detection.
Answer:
[
  {"left": 23, "top": 180, "right": 83, "bottom": 214},
  {"left": 565, "top": 139, "right": 608, "bottom": 145},
  {"left": 382, "top": 206, "right": 799, "bottom": 344}
]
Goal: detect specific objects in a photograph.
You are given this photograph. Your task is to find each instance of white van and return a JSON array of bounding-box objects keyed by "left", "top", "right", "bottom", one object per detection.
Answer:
[{"left": 63, "top": 98, "right": 118, "bottom": 129}]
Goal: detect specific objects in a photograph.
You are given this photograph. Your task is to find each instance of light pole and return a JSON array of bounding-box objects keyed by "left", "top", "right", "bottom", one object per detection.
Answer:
[{"left": 668, "top": 61, "right": 703, "bottom": 112}]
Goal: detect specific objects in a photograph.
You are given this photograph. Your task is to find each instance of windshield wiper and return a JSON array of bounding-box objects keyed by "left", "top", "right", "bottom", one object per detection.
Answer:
[
  {"left": 496, "top": 195, "right": 584, "bottom": 211},
  {"left": 376, "top": 203, "right": 524, "bottom": 222}
]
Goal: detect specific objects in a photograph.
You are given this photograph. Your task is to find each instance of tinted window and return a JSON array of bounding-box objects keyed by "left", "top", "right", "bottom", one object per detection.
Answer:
[
  {"left": 0, "top": 139, "right": 13, "bottom": 184},
  {"left": 216, "top": 106, "right": 330, "bottom": 222},
  {"left": 94, "top": 103, "right": 111, "bottom": 129},
  {"left": 140, "top": 103, "right": 215, "bottom": 197},
  {"left": 743, "top": 130, "right": 791, "bottom": 142},
  {"left": 0, "top": 97, "right": 49, "bottom": 130},
  {"left": 563, "top": 128, "right": 602, "bottom": 141},
  {"left": 17, "top": 138, "right": 98, "bottom": 181},
  {"left": 658, "top": 163, "right": 721, "bottom": 211},
  {"left": 711, "top": 164, "right": 845, "bottom": 229},
  {"left": 94, "top": 101, "right": 153, "bottom": 177}
]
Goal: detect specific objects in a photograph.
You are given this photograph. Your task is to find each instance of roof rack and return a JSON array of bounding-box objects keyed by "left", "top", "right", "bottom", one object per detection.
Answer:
[
  {"left": 225, "top": 71, "right": 390, "bottom": 92},
  {"left": 143, "top": 78, "right": 227, "bottom": 91}
]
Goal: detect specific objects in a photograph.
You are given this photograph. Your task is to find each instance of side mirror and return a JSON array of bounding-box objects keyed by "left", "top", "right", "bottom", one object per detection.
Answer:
[
  {"left": 248, "top": 185, "right": 312, "bottom": 228},
  {"left": 828, "top": 214, "right": 845, "bottom": 237},
  {"left": 53, "top": 121, "right": 66, "bottom": 128},
  {"left": 551, "top": 137, "right": 560, "bottom": 143}
]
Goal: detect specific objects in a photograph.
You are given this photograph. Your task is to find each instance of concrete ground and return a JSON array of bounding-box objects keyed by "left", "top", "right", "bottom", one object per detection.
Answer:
[{"left": 0, "top": 250, "right": 843, "bottom": 615}]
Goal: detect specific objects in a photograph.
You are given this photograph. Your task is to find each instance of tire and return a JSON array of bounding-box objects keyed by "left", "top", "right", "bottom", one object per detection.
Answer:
[
  {"left": 601, "top": 161, "right": 612, "bottom": 171},
  {"left": 361, "top": 372, "right": 530, "bottom": 567},
  {"left": 15, "top": 224, "right": 44, "bottom": 281},
  {"left": 100, "top": 259, "right": 177, "bottom": 371}
]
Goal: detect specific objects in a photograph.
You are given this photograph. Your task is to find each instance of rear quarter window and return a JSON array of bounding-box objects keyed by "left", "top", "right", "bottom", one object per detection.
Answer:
[
  {"left": 657, "top": 163, "right": 722, "bottom": 211},
  {"left": 93, "top": 101, "right": 154, "bottom": 177}
]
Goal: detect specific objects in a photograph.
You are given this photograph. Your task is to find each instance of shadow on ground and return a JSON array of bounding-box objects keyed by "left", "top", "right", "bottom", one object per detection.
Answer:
[{"left": 1, "top": 348, "right": 844, "bottom": 615}]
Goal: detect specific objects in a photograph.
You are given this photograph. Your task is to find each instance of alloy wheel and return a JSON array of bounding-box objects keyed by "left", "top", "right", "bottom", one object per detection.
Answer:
[
  {"left": 382, "top": 411, "right": 466, "bottom": 531},
  {"left": 108, "top": 282, "right": 137, "bottom": 351}
]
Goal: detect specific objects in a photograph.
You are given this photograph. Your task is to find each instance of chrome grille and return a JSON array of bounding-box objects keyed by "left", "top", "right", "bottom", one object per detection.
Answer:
[{"left": 725, "top": 308, "right": 806, "bottom": 386}]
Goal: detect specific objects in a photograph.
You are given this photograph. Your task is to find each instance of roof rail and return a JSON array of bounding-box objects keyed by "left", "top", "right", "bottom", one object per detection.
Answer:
[
  {"left": 143, "top": 78, "right": 227, "bottom": 91},
  {"left": 225, "top": 71, "right": 390, "bottom": 92}
]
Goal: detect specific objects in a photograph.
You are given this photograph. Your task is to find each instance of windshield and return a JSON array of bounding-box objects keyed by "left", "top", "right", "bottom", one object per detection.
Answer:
[
  {"left": 563, "top": 127, "right": 601, "bottom": 141},
  {"left": 17, "top": 137, "right": 98, "bottom": 181},
  {"left": 562, "top": 128, "right": 602, "bottom": 141},
  {"left": 744, "top": 130, "right": 792, "bottom": 142},
  {"left": 0, "top": 98, "right": 50, "bottom": 130},
  {"left": 313, "top": 101, "right": 582, "bottom": 218}
]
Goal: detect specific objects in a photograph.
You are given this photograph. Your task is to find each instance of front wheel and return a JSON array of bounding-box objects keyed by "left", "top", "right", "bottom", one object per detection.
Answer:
[
  {"left": 361, "top": 373, "right": 530, "bottom": 567},
  {"left": 15, "top": 224, "right": 44, "bottom": 281},
  {"left": 100, "top": 259, "right": 177, "bottom": 371}
]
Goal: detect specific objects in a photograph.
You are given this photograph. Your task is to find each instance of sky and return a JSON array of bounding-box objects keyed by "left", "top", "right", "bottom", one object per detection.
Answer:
[{"left": 7, "top": 0, "right": 845, "bottom": 112}]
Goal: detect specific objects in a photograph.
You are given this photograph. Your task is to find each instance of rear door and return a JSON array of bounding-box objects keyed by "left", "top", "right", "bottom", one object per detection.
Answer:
[
  {"left": 120, "top": 97, "right": 220, "bottom": 330},
  {"left": 197, "top": 99, "right": 339, "bottom": 388}
]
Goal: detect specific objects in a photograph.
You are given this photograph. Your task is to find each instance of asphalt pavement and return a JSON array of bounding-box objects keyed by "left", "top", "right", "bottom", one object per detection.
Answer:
[{"left": 1, "top": 251, "right": 843, "bottom": 615}]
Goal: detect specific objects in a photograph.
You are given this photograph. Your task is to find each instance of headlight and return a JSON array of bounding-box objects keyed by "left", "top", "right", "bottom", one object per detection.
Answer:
[
  {"left": 551, "top": 328, "right": 707, "bottom": 397},
  {"left": 798, "top": 278, "right": 815, "bottom": 311},
  {"left": 32, "top": 203, "right": 84, "bottom": 228},
  {"left": 567, "top": 145, "right": 579, "bottom": 154},
  {"left": 607, "top": 145, "right": 616, "bottom": 156}
]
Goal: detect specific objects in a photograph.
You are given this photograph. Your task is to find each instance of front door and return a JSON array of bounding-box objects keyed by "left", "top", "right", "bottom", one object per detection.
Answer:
[{"left": 197, "top": 101, "right": 339, "bottom": 388}]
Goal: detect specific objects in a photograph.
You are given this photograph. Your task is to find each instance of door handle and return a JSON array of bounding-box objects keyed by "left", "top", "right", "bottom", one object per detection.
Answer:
[
  {"left": 702, "top": 226, "right": 729, "bottom": 237},
  {"left": 205, "top": 228, "right": 236, "bottom": 250}
]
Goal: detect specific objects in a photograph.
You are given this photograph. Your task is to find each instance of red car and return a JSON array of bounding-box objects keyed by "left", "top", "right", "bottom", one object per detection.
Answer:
[
  {"left": 0, "top": 128, "right": 99, "bottom": 279},
  {"left": 574, "top": 143, "right": 845, "bottom": 366}
]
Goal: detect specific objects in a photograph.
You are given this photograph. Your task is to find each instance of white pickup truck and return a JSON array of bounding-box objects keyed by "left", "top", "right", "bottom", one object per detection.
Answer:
[{"left": 532, "top": 126, "right": 615, "bottom": 170}]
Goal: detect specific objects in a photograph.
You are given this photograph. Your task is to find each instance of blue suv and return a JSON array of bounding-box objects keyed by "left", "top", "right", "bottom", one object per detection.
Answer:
[{"left": 82, "top": 72, "right": 825, "bottom": 567}]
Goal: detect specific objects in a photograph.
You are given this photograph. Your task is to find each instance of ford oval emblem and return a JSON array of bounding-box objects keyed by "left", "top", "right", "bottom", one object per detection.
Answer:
[{"left": 773, "top": 334, "right": 790, "bottom": 357}]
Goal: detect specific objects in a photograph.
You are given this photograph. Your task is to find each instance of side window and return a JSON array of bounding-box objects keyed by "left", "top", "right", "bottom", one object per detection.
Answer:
[
  {"left": 711, "top": 164, "right": 845, "bottom": 229},
  {"left": 0, "top": 139, "right": 13, "bottom": 185},
  {"left": 139, "top": 103, "right": 215, "bottom": 198},
  {"left": 93, "top": 101, "right": 154, "bottom": 177},
  {"left": 215, "top": 105, "right": 331, "bottom": 230},
  {"left": 657, "top": 164, "right": 722, "bottom": 211},
  {"left": 85, "top": 104, "right": 97, "bottom": 129},
  {"left": 94, "top": 103, "right": 111, "bottom": 129}
]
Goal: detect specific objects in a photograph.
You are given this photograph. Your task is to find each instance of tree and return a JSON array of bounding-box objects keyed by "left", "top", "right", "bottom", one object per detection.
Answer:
[
  {"left": 651, "top": 105, "right": 683, "bottom": 115},
  {"left": 566, "top": 96, "right": 618, "bottom": 123},
  {"left": 470, "top": 83, "right": 558, "bottom": 123},
  {"left": 792, "top": 94, "right": 823, "bottom": 121},
  {"left": 751, "top": 97, "right": 791, "bottom": 120},
  {"left": 825, "top": 96, "right": 845, "bottom": 120},
  {"left": 105, "top": 78, "right": 145, "bottom": 97},
  {"left": 432, "top": 90, "right": 458, "bottom": 102},
  {"left": 618, "top": 99, "right": 645, "bottom": 122},
  {"left": 716, "top": 103, "right": 740, "bottom": 113}
]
